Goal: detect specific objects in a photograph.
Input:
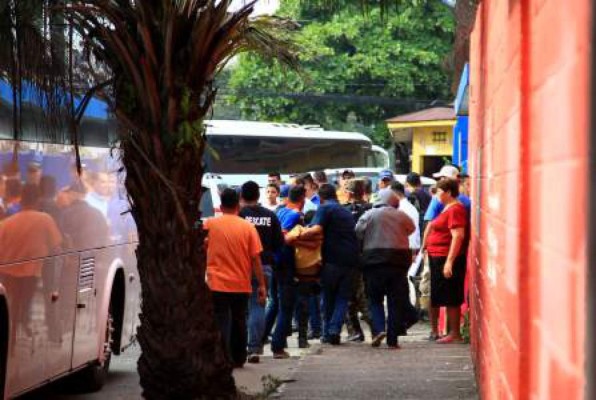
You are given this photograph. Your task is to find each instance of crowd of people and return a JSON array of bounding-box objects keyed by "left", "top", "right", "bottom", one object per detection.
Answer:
[{"left": 203, "top": 165, "right": 472, "bottom": 367}]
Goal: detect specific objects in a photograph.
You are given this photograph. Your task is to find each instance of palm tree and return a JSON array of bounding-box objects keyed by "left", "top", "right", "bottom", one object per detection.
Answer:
[
  {"left": 61, "top": 2, "right": 299, "bottom": 399},
  {"left": 0, "top": 1, "right": 468, "bottom": 398}
]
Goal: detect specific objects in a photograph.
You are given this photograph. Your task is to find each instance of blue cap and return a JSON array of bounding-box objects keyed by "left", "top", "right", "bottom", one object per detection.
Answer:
[
  {"left": 378, "top": 169, "right": 394, "bottom": 181},
  {"left": 280, "top": 184, "right": 290, "bottom": 198}
]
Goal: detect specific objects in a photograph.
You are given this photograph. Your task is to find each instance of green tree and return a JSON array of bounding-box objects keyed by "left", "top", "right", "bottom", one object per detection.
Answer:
[{"left": 225, "top": 0, "right": 455, "bottom": 147}]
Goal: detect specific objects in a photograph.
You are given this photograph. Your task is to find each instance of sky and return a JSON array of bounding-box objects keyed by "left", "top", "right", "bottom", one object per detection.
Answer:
[{"left": 230, "top": 0, "right": 280, "bottom": 15}]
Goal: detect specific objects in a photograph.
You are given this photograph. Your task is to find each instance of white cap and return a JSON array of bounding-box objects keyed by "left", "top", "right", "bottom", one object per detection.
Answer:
[{"left": 433, "top": 165, "right": 460, "bottom": 179}]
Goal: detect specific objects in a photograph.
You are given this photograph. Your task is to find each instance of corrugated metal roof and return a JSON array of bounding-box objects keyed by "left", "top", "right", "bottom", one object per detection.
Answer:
[{"left": 386, "top": 107, "right": 455, "bottom": 123}]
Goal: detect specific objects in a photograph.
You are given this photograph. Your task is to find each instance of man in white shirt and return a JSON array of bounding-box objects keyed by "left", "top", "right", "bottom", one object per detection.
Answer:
[{"left": 391, "top": 181, "right": 420, "bottom": 251}]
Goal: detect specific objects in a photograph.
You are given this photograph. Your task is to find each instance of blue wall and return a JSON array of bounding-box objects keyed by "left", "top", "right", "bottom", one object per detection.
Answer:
[{"left": 453, "top": 116, "right": 469, "bottom": 172}]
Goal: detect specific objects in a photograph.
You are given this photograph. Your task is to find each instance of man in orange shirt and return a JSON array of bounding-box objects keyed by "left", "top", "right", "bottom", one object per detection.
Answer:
[{"left": 204, "top": 188, "right": 266, "bottom": 368}]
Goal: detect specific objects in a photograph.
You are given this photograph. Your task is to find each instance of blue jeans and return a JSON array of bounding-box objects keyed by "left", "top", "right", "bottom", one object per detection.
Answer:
[
  {"left": 263, "top": 272, "right": 278, "bottom": 341},
  {"left": 271, "top": 273, "right": 297, "bottom": 352},
  {"left": 320, "top": 264, "right": 354, "bottom": 339},
  {"left": 247, "top": 265, "right": 272, "bottom": 354},
  {"left": 308, "top": 292, "right": 322, "bottom": 335},
  {"left": 365, "top": 266, "right": 408, "bottom": 347}
]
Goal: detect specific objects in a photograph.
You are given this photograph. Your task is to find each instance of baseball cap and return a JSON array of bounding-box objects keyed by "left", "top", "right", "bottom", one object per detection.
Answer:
[
  {"left": 378, "top": 169, "right": 395, "bottom": 181},
  {"left": 279, "top": 184, "right": 290, "bottom": 199},
  {"left": 433, "top": 165, "right": 460, "bottom": 179}
]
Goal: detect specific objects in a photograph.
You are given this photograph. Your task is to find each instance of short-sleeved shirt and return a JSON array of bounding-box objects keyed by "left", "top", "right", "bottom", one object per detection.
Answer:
[
  {"left": 204, "top": 214, "right": 263, "bottom": 293},
  {"left": 239, "top": 205, "right": 284, "bottom": 265},
  {"left": 426, "top": 203, "right": 468, "bottom": 257},
  {"left": 276, "top": 206, "right": 303, "bottom": 233},
  {"left": 424, "top": 194, "right": 471, "bottom": 221},
  {"left": 311, "top": 200, "right": 359, "bottom": 268}
]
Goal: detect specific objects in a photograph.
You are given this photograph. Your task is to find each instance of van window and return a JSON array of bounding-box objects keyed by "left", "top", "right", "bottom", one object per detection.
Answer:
[{"left": 200, "top": 187, "right": 215, "bottom": 218}]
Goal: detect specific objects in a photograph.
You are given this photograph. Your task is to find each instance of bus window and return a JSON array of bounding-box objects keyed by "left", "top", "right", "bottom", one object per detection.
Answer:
[{"left": 205, "top": 135, "right": 371, "bottom": 174}]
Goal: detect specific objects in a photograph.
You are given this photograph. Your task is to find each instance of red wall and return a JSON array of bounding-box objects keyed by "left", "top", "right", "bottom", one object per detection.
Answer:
[{"left": 468, "top": 1, "right": 589, "bottom": 399}]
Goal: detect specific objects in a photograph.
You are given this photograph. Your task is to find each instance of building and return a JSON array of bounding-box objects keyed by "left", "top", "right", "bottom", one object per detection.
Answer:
[
  {"left": 386, "top": 107, "right": 456, "bottom": 176},
  {"left": 468, "top": 1, "right": 590, "bottom": 399}
]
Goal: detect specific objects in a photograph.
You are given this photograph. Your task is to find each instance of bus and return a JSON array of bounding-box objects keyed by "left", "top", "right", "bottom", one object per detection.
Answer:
[
  {"left": 204, "top": 120, "right": 375, "bottom": 175},
  {"left": 369, "top": 145, "right": 390, "bottom": 169},
  {"left": 0, "top": 81, "right": 140, "bottom": 398},
  {"left": 200, "top": 120, "right": 379, "bottom": 216}
]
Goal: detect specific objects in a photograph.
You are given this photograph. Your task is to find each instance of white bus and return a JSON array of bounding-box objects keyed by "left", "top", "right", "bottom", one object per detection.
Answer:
[
  {"left": 370, "top": 145, "right": 390, "bottom": 169},
  {"left": 204, "top": 120, "right": 376, "bottom": 175},
  {"left": 200, "top": 120, "right": 380, "bottom": 216},
  {"left": 0, "top": 81, "right": 140, "bottom": 398}
]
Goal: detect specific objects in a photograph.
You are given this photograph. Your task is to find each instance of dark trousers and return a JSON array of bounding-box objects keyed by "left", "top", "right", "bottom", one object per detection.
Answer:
[
  {"left": 295, "top": 281, "right": 320, "bottom": 341},
  {"left": 212, "top": 291, "right": 249, "bottom": 366},
  {"left": 320, "top": 264, "right": 354, "bottom": 339},
  {"left": 365, "top": 266, "right": 409, "bottom": 347}
]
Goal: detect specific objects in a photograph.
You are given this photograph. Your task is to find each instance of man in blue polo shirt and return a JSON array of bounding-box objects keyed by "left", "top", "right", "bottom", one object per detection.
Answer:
[{"left": 299, "top": 183, "right": 359, "bottom": 345}]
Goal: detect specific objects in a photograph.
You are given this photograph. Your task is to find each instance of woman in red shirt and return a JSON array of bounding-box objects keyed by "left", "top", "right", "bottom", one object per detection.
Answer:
[{"left": 422, "top": 178, "right": 468, "bottom": 344}]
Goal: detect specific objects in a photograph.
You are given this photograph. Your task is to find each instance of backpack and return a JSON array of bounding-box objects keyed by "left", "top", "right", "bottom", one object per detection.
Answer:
[
  {"left": 287, "top": 225, "right": 323, "bottom": 278},
  {"left": 344, "top": 201, "right": 372, "bottom": 224}
]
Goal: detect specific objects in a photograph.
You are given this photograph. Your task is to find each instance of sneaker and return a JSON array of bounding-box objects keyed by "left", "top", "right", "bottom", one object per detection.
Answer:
[
  {"left": 371, "top": 332, "right": 386, "bottom": 348},
  {"left": 247, "top": 354, "right": 260, "bottom": 364},
  {"left": 329, "top": 334, "right": 341, "bottom": 345},
  {"left": 298, "top": 339, "right": 311, "bottom": 349},
  {"left": 387, "top": 343, "right": 401, "bottom": 350},
  {"left": 347, "top": 332, "right": 365, "bottom": 342},
  {"left": 273, "top": 350, "right": 291, "bottom": 359},
  {"left": 427, "top": 333, "right": 440, "bottom": 342}
]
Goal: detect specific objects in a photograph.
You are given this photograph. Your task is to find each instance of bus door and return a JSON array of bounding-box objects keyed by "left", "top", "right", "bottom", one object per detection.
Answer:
[
  {"left": 71, "top": 251, "right": 98, "bottom": 367},
  {"left": 43, "top": 254, "right": 78, "bottom": 378}
]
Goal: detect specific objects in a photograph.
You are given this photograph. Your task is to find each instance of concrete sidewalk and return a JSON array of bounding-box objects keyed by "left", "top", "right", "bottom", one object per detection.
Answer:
[
  {"left": 21, "top": 323, "right": 477, "bottom": 399},
  {"left": 20, "top": 337, "right": 317, "bottom": 399},
  {"left": 275, "top": 323, "right": 478, "bottom": 400}
]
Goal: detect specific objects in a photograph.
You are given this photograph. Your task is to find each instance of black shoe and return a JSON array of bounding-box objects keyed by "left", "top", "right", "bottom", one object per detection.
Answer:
[
  {"left": 347, "top": 332, "right": 365, "bottom": 342},
  {"left": 298, "top": 339, "right": 311, "bottom": 349},
  {"left": 371, "top": 332, "right": 386, "bottom": 348},
  {"left": 329, "top": 334, "right": 341, "bottom": 345}
]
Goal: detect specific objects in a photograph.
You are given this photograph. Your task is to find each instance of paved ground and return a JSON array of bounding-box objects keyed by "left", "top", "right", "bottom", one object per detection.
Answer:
[
  {"left": 276, "top": 323, "right": 478, "bottom": 400},
  {"left": 19, "top": 336, "right": 313, "bottom": 399},
  {"left": 19, "top": 323, "right": 477, "bottom": 399}
]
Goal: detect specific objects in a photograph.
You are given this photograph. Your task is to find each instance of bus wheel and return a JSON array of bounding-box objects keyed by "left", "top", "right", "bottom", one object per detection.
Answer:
[{"left": 78, "top": 311, "right": 113, "bottom": 392}]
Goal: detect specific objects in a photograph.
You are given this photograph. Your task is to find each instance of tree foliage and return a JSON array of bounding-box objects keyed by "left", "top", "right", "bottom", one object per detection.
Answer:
[{"left": 225, "top": 0, "right": 455, "bottom": 147}]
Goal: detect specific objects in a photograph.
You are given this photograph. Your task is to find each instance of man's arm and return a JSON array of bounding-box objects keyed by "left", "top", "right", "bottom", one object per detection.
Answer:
[
  {"left": 252, "top": 255, "right": 267, "bottom": 305},
  {"left": 295, "top": 224, "right": 323, "bottom": 241}
]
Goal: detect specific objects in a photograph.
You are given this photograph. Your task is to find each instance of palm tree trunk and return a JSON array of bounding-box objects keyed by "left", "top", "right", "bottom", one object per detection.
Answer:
[{"left": 122, "top": 141, "right": 236, "bottom": 399}]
